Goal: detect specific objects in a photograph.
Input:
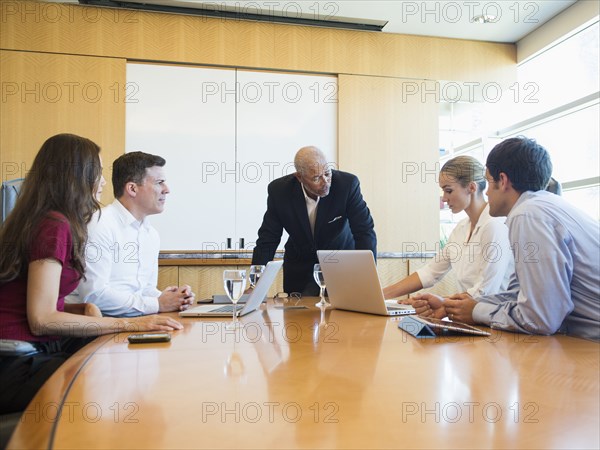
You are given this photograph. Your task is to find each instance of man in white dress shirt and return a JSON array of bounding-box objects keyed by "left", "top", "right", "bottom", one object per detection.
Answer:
[{"left": 68, "top": 152, "right": 194, "bottom": 317}]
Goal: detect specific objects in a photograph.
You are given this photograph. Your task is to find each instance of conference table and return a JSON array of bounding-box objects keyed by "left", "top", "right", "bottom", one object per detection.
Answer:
[{"left": 8, "top": 298, "right": 600, "bottom": 449}]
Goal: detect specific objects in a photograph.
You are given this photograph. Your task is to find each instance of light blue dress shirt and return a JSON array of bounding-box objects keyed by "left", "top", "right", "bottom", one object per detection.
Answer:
[{"left": 473, "top": 191, "right": 600, "bottom": 341}]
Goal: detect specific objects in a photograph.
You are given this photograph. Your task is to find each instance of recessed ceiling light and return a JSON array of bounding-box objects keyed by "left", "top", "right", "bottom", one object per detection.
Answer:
[{"left": 472, "top": 15, "right": 497, "bottom": 24}]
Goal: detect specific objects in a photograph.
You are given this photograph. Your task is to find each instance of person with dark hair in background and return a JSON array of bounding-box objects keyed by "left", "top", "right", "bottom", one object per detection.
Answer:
[
  {"left": 68, "top": 151, "right": 194, "bottom": 316},
  {"left": 383, "top": 155, "right": 514, "bottom": 300},
  {"left": 545, "top": 176, "right": 562, "bottom": 195},
  {"left": 252, "top": 146, "right": 376, "bottom": 295},
  {"left": 420, "top": 137, "right": 600, "bottom": 341},
  {"left": 0, "top": 134, "right": 182, "bottom": 413}
]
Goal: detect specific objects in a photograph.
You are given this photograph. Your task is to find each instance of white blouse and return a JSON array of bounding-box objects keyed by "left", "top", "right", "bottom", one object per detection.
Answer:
[{"left": 416, "top": 205, "right": 514, "bottom": 296}]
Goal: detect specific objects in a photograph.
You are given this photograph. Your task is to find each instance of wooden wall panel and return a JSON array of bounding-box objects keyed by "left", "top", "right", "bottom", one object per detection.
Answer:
[
  {"left": 0, "top": 1, "right": 516, "bottom": 84},
  {"left": 0, "top": 50, "right": 125, "bottom": 203},
  {"left": 157, "top": 267, "right": 179, "bottom": 291},
  {"left": 339, "top": 74, "right": 440, "bottom": 252},
  {"left": 273, "top": 26, "right": 313, "bottom": 70},
  {"left": 179, "top": 266, "right": 238, "bottom": 302},
  {"left": 179, "top": 266, "right": 284, "bottom": 302}
]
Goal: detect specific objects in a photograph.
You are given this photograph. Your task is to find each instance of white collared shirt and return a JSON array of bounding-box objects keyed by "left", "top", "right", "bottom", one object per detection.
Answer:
[
  {"left": 300, "top": 183, "right": 320, "bottom": 235},
  {"left": 67, "top": 200, "right": 162, "bottom": 316},
  {"left": 416, "top": 204, "right": 514, "bottom": 296}
]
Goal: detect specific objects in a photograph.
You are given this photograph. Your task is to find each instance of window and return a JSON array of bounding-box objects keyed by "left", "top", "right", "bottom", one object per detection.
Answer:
[
  {"left": 513, "top": 22, "right": 599, "bottom": 120},
  {"left": 439, "top": 20, "right": 600, "bottom": 231},
  {"left": 501, "top": 21, "right": 600, "bottom": 220},
  {"left": 502, "top": 103, "right": 599, "bottom": 184}
]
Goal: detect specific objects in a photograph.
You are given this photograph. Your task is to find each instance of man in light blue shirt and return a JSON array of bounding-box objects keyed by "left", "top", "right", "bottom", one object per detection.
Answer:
[{"left": 432, "top": 137, "right": 599, "bottom": 341}]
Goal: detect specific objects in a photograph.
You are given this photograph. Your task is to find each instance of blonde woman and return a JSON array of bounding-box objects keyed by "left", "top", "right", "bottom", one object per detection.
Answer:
[{"left": 383, "top": 156, "right": 514, "bottom": 302}]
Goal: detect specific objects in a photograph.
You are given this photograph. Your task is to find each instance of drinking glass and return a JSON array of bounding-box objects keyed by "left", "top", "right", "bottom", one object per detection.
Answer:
[
  {"left": 313, "top": 302, "right": 330, "bottom": 342},
  {"left": 224, "top": 349, "right": 246, "bottom": 381},
  {"left": 313, "top": 264, "right": 329, "bottom": 307},
  {"left": 223, "top": 270, "right": 247, "bottom": 329},
  {"left": 248, "top": 265, "right": 265, "bottom": 289}
]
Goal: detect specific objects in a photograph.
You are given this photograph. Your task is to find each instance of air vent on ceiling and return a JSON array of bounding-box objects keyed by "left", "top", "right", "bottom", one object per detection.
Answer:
[{"left": 79, "top": 0, "right": 388, "bottom": 31}]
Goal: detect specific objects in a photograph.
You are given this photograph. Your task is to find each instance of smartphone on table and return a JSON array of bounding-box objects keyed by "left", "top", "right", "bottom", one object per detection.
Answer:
[{"left": 127, "top": 333, "right": 171, "bottom": 344}]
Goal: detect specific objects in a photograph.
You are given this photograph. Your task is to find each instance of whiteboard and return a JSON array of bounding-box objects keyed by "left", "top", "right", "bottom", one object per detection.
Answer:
[
  {"left": 126, "top": 63, "right": 337, "bottom": 251},
  {"left": 236, "top": 70, "right": 338, "bottom": 249}
]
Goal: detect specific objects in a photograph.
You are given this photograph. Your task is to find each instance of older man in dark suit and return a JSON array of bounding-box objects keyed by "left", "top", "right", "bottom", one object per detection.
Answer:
[{"left": 251, "top": 146, "right": 377, "bottom": 295}]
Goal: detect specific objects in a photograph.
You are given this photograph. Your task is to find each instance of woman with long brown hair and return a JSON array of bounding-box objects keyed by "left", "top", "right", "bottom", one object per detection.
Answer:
[{"left": 0, "top": 134, "right": 181, "bottom": 413}]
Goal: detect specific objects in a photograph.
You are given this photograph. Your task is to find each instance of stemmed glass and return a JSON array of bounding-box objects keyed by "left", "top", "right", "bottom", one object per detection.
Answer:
[
  {"left": 248, "top": 265, "right": 265, "bottom": 289},
  {"left": 224, "top": 347, "right": 246, "bottom": 381},
  {"left": 313, "top": 264, "right": 329, "bottom": 307},
  {"left": 223, "top": 270, "right": 247, "bottom": 329},
  {"left": 313, "top": 302, "right": 329, "bottom": 343}
]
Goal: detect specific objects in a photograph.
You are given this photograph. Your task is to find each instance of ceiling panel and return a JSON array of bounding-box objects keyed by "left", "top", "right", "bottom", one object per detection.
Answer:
[{"left": 115, "top": 0, "right": 579, "bottom": 42}]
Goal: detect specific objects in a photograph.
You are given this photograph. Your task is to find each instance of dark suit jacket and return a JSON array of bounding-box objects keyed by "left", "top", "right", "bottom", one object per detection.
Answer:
[{"left": 251, "top": 170, "right": 377, "bottom": 295}]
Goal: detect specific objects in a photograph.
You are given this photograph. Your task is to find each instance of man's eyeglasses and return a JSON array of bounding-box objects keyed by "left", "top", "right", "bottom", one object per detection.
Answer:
[{"left": 308, "top": 172, "right": 332, "bottom": 184}]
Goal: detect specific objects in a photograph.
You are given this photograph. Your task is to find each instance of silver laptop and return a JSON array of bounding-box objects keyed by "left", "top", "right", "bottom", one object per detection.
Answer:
[
  {"left": 180, "top": 260, "right": 283, "bottom": 317},
  {"left": 317, "top": 250, "right": 415, "bottom": 316}
]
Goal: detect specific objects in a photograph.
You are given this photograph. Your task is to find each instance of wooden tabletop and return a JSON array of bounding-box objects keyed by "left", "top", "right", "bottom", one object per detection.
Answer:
[{"left": 8, "top": 299, "right": 600, "bottom": 449}]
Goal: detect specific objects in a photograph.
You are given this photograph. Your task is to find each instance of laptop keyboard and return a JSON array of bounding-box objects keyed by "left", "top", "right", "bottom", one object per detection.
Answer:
[{"left": 212, "top": 304, "right": 243, "bottom": 313}]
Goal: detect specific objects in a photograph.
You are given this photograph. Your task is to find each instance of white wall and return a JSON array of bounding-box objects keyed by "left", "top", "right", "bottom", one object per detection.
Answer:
[{"left": 126, "top": 63, "right": 337, "bottom": 251}]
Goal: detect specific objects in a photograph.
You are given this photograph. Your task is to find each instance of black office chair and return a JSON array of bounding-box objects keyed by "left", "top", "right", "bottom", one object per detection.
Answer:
[
  {"left": 0, "top": 412, "right": 23, "bottom": 449},
  {"left": 1, "top": 178, "right": 24, "bottom": 226},
  {"left": 0, "top": 179, "right": 33, "bottom": 358},
  {"left": 0, "top": 179, "right": 34, "bottom": 360},
  {"left": 0, "top": 341, "right": 40, "bottom": 449},
  {"left": 1, "top": 179, "right": 33, "bottom": 449}
]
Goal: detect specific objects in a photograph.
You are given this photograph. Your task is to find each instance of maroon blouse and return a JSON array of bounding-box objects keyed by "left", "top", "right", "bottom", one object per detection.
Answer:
[{"left": 0, "top": 212, "right": 80, "bottom": 342}]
